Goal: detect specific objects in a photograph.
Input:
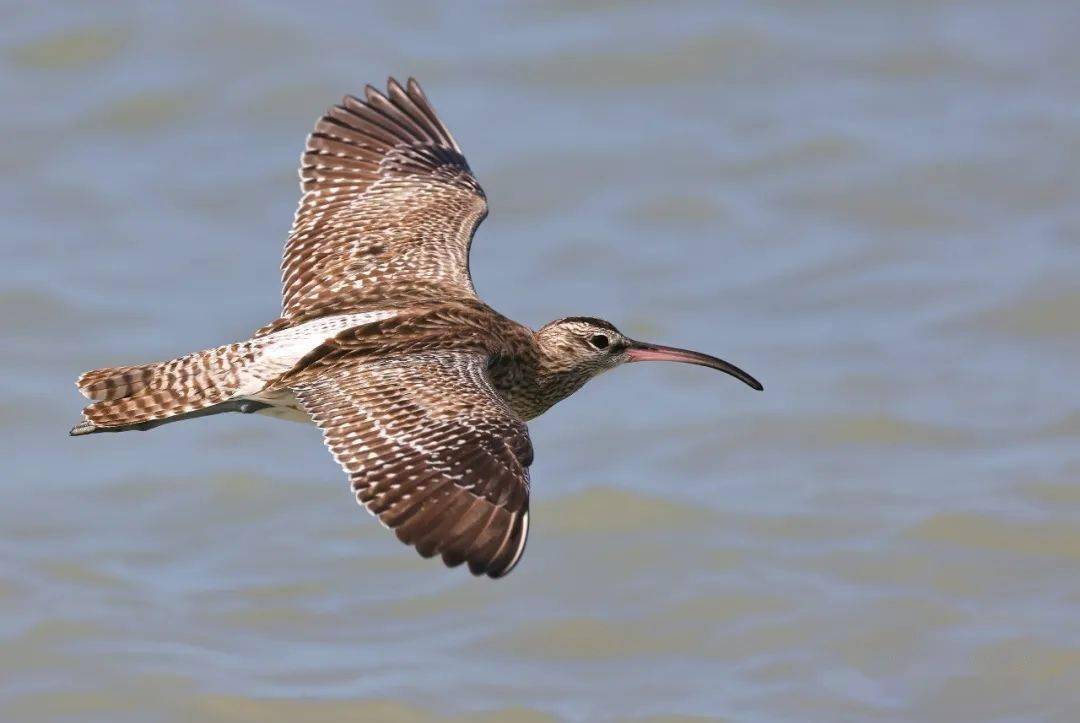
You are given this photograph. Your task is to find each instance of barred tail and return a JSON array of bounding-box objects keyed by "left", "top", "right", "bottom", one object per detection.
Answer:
[
  {"left": 76, "top": 364, "right": 158, "bottom": 402},
  {"left": 70, "top": 343, "right": 253, "bottom": 436}
]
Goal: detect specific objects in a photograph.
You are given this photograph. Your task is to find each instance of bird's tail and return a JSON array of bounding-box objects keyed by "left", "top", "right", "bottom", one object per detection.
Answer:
[{"left": 70, "top": 343, "right": 252, "bottom": 436}]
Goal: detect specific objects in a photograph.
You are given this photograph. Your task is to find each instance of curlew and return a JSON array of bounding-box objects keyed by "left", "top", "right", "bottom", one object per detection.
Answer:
[{"left": 71, "top": 78, "right": 762, "bottom": 577}]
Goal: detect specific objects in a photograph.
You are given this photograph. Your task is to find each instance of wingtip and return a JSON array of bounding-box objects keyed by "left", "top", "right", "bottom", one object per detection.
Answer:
[{"left": 479, "top": 509, "right": 529, "bottom": 579}]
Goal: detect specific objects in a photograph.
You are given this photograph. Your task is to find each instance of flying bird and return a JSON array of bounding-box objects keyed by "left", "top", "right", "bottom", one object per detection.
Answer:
[{"left": 71, "top": 78, "right": 762, "bottom": 578}]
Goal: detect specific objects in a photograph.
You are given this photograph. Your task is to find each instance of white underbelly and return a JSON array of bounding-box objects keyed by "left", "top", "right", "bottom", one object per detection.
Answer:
[{"left": 246, "top": 389, "right": 313, "bottom": 423}]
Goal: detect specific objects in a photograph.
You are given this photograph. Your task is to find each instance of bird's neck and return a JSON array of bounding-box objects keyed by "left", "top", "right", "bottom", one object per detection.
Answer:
[{"left": 489, "top": 334, "right": 591, "bottom": 421}]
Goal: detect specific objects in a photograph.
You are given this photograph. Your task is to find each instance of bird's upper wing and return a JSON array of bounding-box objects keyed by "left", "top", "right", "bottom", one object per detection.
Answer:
[
  {"left": 280, "top": 77, "right": 487, "bottom": 322},
  {"left": 290, "top": 350, "right": 532, "bottom": 578}
]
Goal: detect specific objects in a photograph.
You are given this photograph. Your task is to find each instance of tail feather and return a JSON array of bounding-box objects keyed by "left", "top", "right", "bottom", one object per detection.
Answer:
[
  {"left": 76, "top": 364, "right": 157, "bottom": 401},
  {"left": 71, "top": 342, "right": 254, "bottom": 436}
]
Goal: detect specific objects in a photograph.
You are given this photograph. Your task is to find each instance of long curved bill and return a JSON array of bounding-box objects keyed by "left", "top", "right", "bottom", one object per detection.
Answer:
[{"left": 626, "top": 341, "right": 764, "bottom": 391}]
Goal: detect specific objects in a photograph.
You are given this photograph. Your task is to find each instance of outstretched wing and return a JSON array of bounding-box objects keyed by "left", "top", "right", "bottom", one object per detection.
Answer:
[
  {"left": 280, "top": 77, "right": 487, "bottom": 322},
  {"left": 292, "top": 351, "right": 532, "bottom": 578}
]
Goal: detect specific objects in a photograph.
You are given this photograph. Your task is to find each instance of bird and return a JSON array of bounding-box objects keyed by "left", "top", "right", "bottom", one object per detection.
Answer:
[{"left": 70, "top": 77, "right": 762, "bottom": 578}]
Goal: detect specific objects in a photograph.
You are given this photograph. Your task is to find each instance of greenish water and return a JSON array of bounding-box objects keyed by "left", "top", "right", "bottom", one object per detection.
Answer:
[{"left": 3, "top": 1, "right": 1080, "bottom": 721}]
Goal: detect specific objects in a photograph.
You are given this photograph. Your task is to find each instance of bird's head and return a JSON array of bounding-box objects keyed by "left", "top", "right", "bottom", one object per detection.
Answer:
[{"left": 532, "top": 316, "right": 762, "bottom": 411}]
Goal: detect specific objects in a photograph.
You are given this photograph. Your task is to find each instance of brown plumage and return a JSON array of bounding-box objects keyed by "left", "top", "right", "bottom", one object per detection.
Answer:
[{"left": 71, "top": 78, "right": 762, "bottom": 578}]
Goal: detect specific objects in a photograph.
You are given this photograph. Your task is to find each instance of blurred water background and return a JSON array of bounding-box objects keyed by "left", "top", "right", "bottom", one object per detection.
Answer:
[{"left": 3, "top": 1, "right": 1080, "bottom": 721}]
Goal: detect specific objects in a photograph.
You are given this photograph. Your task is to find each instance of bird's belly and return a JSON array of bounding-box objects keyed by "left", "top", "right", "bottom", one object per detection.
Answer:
[{"left": 244, "top": 389, "right": 313, "bottom": 424}]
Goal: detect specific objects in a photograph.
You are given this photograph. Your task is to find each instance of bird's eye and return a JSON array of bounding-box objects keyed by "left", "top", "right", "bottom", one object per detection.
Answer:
[{"left": 589, "top": 334, "right": 610, "bottom": 350}]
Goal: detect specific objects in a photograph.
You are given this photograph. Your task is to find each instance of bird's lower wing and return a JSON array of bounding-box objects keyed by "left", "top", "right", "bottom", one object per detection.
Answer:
[{"left": 292, "top": 350, "right": 532, "bottom": 578}]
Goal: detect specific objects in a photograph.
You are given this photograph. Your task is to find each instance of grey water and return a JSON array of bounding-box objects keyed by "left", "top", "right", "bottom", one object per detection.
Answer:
[{"left": 3, "top": 1, "right": 1080, "bottom": 721}]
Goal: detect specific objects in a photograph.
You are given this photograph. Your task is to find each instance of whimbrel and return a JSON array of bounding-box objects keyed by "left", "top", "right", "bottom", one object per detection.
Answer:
[{"left": 71, "top": 78, "right": 762, "bottom": 577}]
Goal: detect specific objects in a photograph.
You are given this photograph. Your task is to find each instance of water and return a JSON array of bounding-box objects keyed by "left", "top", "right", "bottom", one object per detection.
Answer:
[{"left": 3, "top": 2, "right": 1080, "bottom": 720}]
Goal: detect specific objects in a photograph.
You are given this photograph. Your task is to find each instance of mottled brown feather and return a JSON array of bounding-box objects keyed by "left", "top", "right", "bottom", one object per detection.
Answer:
[
  {"left": 293, "top": 350, "right": 531, "bottom": 578},
  {"left": 279, "top": 77, "right": 487, "bottom": 325}
]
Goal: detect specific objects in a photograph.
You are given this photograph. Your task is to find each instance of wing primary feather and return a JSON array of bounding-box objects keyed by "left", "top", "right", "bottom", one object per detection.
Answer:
[
  {"left": 393, "top": 483, "right": 457, "bottom": 547},
  {"left": 369, "top": 80, "right": 437, "bottom": 144},
  {"left": 467, "top": 507, "right": 517, "bottom": 576},
  {"left": 326, "top": 105, "right": 404, "bottom": 147},
  {"left": 412, "top": 489, "right": 477, "bottom": 558},
  {"left": 359, "top": 86, "right": 429, "bottom": 144},
  {"left": 386, "top": 77, "right": 442, "bottom": 145},
  {"left": 488, "top": 510, "right": 529, "bottom": 578},
  {"left": 437, "top": 497, "right": 493, "bottom": 568},
  {"left": 406, "top": 77, "right": 461, "bottom": 151}
]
